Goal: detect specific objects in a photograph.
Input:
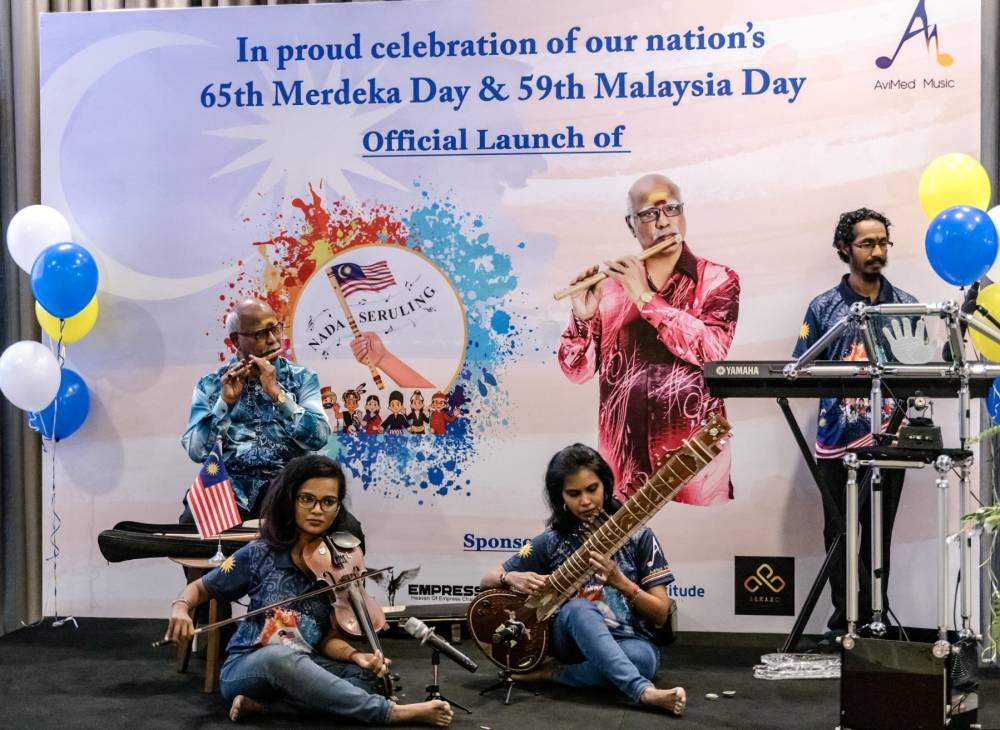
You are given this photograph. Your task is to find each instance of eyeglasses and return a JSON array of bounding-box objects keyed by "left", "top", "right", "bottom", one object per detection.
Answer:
[
  {"left": 632, "top": 203, "right": 684, "bottom": 224},
  {"left": 235, "top": 322, "right": 284, "bottom": 343},
  {"left": 296, "top": 493, "right": 340, "bottom": 511},
  {"left": 851, "top": 239, "right": 894, "bottom": 251}
]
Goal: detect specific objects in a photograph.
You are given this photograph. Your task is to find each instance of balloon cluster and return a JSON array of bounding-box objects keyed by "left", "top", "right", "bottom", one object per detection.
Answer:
[{"left": 0, "top": 206, "right": 95, "bottom": 440}]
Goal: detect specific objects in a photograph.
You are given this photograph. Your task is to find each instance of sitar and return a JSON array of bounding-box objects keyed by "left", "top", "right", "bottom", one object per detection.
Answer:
[{"left": 466, "top": 413, "right": 731, "bottom": 672}]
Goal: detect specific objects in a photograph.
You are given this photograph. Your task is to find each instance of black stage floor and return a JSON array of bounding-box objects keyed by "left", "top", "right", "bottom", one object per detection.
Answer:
[{"left": 0, "top": 618, "right": 997, "bottom": 729}]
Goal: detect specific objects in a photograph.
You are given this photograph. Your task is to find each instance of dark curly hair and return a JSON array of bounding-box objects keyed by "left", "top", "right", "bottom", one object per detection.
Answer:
[
  {"left": 258, "top": 454, "right": 364, "bottom": 551},
  {"left": 544, "top": 444, "right": 622, "bottom": 534},
  {"left": 833, "top": 208, "right": 891, "bottom": 263}
]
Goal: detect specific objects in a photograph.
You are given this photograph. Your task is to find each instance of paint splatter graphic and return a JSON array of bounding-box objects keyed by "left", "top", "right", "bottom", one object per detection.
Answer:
[{"left": 220, "top": 182, "right": 522, "bottom": 503}]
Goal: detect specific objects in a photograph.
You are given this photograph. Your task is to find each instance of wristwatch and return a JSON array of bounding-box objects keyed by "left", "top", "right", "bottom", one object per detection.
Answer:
[
  {"left": 274, "top": 389, "right": 287, "bottom": 406},
  {"left": 638, "top": 291, "right": 655, "bottom": 307}
]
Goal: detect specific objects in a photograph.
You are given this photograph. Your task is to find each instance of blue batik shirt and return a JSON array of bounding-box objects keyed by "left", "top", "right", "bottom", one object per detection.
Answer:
[
  {"left": 182, "top": 357, "right": 332, "bottom": 511},
  {"left": 792, "top": 274, "right": 918, "bottom": 459},
  {"left": 502, "top": 525, "right": 673, "bottom": 641},
  {"left": 202, "top": 540, "right": 332, "bottom": 656}
]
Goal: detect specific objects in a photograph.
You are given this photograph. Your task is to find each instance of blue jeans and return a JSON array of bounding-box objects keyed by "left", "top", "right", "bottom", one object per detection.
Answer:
[
  {"left": 219, "top": 644, "right": 393, "bottom": 725},
  {"left": 550, "top": 598, "right": 659, "bottom": 703}
]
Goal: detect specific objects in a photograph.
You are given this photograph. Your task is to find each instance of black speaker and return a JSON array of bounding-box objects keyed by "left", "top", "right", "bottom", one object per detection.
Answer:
[{"left": 840, "top": 636, "right": 978, "bottom": 730}]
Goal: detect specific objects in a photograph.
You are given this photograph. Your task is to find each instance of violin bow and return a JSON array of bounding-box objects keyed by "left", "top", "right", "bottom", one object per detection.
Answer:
[{"left": 153, "top": 566, "right": 391, "bottom": 647}]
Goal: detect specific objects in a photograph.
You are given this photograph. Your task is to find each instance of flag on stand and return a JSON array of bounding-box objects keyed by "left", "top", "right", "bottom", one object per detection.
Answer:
[
  {"left": 187, "top": 441, "right": 241, "bottom": 539},
  {"left": 330, "top": 260, "right": 396, "bottom": 297}
]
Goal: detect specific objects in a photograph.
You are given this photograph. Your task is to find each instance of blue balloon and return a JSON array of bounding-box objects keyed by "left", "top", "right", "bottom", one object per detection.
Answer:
[
  {"left": 30, "top": 242, "right": 99, "bottom": 319},
  {"left": 925, "top": 206, "right": 999, "bottom": 286},
  {"left": 988, "top": 377, "right": 1000, "bottom": 424},
  {"left": 27, "top": 368, "right": 89, "bottom": 441}
]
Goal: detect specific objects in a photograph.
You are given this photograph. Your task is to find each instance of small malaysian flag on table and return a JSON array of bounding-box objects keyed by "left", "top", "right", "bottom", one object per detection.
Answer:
[{"left": 187, "top": 442, "right": 241, "bottom": 539}]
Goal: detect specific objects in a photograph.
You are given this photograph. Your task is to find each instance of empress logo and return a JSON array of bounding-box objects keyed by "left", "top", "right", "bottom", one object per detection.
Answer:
[{"left": 876, "top": 0, "right": 953, "bottom": 70}]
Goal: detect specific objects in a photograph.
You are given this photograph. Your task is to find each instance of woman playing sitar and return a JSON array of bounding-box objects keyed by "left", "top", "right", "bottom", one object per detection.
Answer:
[{"left": 478, "top": 444, "right": 686, "bottom": 717}]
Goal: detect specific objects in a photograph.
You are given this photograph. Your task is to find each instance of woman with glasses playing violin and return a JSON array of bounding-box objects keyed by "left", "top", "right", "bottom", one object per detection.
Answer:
[
  {"left": 478, "top": 444, "right": 686, "bottom": 717},
  {"left": 164, "top": 454, "right": 453, "bottom": 726},
  {"left": 181, "top": 298, "right": 332, "bottom": 520}
]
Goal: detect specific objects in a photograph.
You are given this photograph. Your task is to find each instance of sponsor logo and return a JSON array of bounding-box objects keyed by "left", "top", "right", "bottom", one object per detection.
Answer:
[
  {"left": 734, "top": 556, "right": 795, "bottom": 616},
  {"left": 462, "top": 533, "right": 533, "bottom": 552},
  {"left": 407, "top": 583, "right": 483, "bottom": 600},
  {"left": 667, "top": 584, "right": 706, "bottom": 599}
]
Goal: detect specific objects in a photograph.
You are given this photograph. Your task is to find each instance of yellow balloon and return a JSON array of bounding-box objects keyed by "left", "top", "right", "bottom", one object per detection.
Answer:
[
  {"left": 918, "top": 153, "right": 991, "bottom": 219},
  {"left": 970, "top": 283, "right": 1000, "bottom": 361},
  {"left": 35, "top": 295, "right": 99, "bottom": 344}
]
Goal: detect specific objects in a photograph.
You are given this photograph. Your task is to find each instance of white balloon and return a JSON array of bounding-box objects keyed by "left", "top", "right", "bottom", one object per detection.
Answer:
[
  {"left": 5, "top": 205, "right": 72, "bottom": 274},
  {"left": 987, "top": 206, "right": 1000, "bottom": 281},
  {"left": 0, "top": 341, "right": 61, "bottom": 412}
]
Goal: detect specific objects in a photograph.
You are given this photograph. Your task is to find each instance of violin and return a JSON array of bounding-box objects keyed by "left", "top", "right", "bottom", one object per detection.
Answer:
[{"left": 302, "top": 531, "right": 393, "bottom": 698}]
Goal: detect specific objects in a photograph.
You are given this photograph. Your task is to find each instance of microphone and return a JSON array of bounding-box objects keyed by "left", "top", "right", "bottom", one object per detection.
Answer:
[{"left": 403, "top": 616, "right": 479, "bottom": 673}]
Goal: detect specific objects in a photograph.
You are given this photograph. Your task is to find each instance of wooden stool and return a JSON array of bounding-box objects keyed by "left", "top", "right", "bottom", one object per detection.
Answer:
[{"left": 170, "top": 557, "right": 229, "bottom": 693}]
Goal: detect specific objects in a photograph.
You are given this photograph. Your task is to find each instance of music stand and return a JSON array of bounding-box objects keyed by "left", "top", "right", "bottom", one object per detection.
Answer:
[{"left": 424, "top": 649, "right": 471, "bottom": 714}]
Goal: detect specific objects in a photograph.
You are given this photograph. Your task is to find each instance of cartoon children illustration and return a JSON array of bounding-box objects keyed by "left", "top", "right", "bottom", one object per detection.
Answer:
[
  {"left": 320, "top": 386, "right": 342, "bottom": 422},
  {"left": 429, "top": 391, "right": 458, "bottom": 435},
  {"left": 407, "top": 390, "right": 430, "bottom": 435},
  {"left": 382, "top": 390, "right": 409, "bottom": 435},
  {"left": 363, "top": 394, "right": 384, "bottom": 434},
  {"left": 341, "top": 388, "right": 363, "bottom": 433}
]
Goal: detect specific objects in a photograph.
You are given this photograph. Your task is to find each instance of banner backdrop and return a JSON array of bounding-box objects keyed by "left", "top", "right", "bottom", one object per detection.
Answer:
[{"left": 39, "top": 0, "right": 980, "bottom": 632}]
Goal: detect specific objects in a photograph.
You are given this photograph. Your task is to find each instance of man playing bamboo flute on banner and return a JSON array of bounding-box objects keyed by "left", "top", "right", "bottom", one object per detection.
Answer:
[
  {"left": 181, "top": 298, "right": 332, "bottom": 521},
  {"left": 558, "top": 174, "right": 740, "bottom": 505}
]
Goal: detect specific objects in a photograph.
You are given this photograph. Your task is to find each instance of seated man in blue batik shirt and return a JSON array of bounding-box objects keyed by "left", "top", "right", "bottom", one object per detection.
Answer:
[{"left": 181, "top": 298, "right": 332, "bottom": 520}]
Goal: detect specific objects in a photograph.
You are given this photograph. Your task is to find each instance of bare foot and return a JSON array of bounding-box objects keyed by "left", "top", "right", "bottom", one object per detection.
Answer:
[
  {"left": 228, "top": 694, "right": 266, "bottom": 722},
  {"left": 511, "top": 656, "right": 557, "bottom": 683},
  {"left": 640, "top": 686, "right": 686, "bottom": 717},
  {"left": 390, "top": 699, "right": 453, "bottom": 727}
]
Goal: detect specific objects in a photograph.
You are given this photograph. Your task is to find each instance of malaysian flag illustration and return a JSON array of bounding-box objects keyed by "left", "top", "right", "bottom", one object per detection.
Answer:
[
  {"left": 330, "top": 261, "right": 397, "bottom": 297},
  {"left": 187, "top": 441, "right": 241, "bottom": 539}
]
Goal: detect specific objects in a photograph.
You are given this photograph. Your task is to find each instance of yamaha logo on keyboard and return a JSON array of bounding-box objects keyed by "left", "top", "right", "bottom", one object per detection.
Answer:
[{"left": 715, "top": 364, "right": 760, "bottom": 376}]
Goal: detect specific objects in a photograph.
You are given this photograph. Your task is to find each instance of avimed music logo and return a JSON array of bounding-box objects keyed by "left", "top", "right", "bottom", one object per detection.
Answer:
[{"left": 876, "top": 0, "right": 953, "bottom": 70}]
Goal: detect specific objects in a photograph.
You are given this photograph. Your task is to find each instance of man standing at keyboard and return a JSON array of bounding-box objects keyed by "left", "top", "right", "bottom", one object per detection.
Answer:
[{"left": 793, "top": 208, "right": 918, "bottom": 650}]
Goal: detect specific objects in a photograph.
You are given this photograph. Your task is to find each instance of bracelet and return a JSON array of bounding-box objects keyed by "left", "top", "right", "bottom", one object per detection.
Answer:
[
  {"left": 499, "top": 571, "right": 509, "bottom": 588},
  {"left": 171, "top": 598, "right": 191, "bottom": 609},
  {"left": 625, "top": 583, "right": 641, "bottom": 603}
]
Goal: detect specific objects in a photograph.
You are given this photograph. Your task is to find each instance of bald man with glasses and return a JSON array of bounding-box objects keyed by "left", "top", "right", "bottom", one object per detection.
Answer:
[
  {"left": 558, "top": 173, "right": 741, "bottom": 506},
  {"left": 792, "top": 207, "right": 918, "bottom": 649},
  {"left": 181, "top": 298, "right": 332, "bottom": 520}
]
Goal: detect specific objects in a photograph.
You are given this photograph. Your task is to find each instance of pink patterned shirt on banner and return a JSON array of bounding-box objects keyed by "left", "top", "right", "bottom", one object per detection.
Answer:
[{"left": 558, "top": 244, "right": 740, "bottom": 506}]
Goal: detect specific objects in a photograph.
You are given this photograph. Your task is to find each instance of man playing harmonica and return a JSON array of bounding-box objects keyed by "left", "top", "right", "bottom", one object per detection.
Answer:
[
  {"left": 558, "top": 174, "right": 740, "bottom": 505},
  {"left": 181, "top": 298, "right": 332, "bottom": 519}
]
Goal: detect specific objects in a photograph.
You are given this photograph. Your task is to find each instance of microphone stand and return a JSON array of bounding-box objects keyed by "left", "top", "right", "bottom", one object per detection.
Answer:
[
  {"left": 425, "top": 649, "right": 471, "bottom": 714},
  {"left": 478, "top": 631, "right": 538, "bottom": 706}
]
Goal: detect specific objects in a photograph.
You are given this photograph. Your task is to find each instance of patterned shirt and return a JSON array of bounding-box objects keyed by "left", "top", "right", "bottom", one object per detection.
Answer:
[
  {"left": 182, "top": 357, "right": 331, "bottom": 511},
  {"left": 792, "top": 274, "right": 918, "bottom": 458},
  {"left": 558, "top": 244, "right": 740, "bottom": 505},
  {"left": 501, "top": 525, "right": 673, "bottom": 642},
  {"left": 202, "top": 540, "right": 332, "bottom": 656}
]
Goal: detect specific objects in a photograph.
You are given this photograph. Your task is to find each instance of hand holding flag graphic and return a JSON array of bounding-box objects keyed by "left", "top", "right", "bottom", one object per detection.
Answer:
[{"left": 327, "top": 261, "right": 397, "bottom": 391}]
